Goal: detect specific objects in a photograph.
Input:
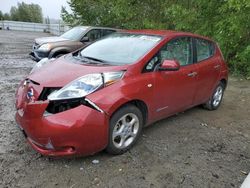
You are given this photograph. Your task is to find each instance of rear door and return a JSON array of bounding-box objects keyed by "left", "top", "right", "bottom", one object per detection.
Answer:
[{"left": 193, "top": 38, "right": 220, "bottom": 105}]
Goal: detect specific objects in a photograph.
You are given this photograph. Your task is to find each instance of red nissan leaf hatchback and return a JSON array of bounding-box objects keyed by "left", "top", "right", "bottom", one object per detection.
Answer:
[{"left": 15, "top": 30, "right": 228, "bottom": 156}]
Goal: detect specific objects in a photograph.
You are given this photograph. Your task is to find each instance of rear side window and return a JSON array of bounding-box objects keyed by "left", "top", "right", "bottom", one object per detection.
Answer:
[{"left": 196, "top": 38, "right": 215, "bottom": 62}]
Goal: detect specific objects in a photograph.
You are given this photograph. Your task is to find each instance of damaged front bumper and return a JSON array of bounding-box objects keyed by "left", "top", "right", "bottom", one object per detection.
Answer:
[{"left": 15, "top": 85, "right": 109, "bottom": 157}]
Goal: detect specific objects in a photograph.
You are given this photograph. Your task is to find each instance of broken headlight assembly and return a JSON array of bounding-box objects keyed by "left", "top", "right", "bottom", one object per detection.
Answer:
[
  {"left": 44, "top": 71, "right": 125, "bottom": 114},
  {"left": 48, "top": 71, "right": 125, "bottom": 101}
]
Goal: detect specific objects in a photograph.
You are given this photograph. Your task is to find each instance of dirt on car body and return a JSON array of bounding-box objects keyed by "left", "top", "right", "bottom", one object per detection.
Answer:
[{"left": 0, "top": 30, "right": 249, "bottom": 188}]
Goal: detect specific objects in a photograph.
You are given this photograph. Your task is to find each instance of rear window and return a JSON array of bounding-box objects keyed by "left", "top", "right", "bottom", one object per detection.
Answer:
[{"left": 196, "top": 38, "right": 215, "bottom": 62}]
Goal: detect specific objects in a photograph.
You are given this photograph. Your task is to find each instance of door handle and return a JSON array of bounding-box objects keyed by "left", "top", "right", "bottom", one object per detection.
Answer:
[
  {"left": 187, "top": 72, "right": 197, "bottom": 77},
  {"left": 214, "top": 64, "right": 221, "bottom": 69}
]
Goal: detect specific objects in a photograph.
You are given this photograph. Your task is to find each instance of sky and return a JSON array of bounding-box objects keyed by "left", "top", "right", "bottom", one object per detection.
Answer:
[{"left": 0, "top": 0, "right": 71, "bottom": 19}]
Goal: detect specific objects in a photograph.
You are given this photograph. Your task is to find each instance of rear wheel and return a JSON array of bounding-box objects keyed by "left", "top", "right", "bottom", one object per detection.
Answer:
[
  {"left": 106, "top": 105, "right": 143, "bottom": 155},
  {"left": 203, "top": 82, "right": 225, "bottom": 110}
]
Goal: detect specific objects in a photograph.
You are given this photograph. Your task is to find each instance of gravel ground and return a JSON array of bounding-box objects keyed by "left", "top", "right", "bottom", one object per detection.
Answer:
[{"left": 0, "top": 30, "right": 249, "bottom": 188}]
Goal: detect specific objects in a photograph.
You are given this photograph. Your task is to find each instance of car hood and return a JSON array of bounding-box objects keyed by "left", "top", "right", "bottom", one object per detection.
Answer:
[
  {"left": 35, "top": 36, "right": 69, "bottom": 45},
  {"left": 28, "top": 56, "right": 129, "bottom": 87}
]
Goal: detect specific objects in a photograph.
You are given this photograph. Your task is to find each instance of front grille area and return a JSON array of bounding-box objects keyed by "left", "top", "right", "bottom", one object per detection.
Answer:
[
  {"left": 39, "top": 87, "right": 100, "bottom": 114},
  {"left": 39, "top": 87, "right": 88, "bottom": 114},
  {"left": 46, "top": 98, "right": 89, "bottom": 114}
]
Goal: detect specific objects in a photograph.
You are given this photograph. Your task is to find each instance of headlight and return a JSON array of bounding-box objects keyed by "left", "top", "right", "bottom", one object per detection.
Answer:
[
  {"left": 39, "top": 43, "right": 51, "bottom": 51},
  {"left": 48, "top": 71, "right": 125, "bottom": 101},
  {"left": 30, "top": 58, "right": 55, "bottom": 74},
  {"left": 103, "top": 71, "right": 124, "bottom": 86}
]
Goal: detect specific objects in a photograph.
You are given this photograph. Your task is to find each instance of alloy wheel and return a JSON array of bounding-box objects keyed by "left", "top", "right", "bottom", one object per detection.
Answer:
[
  {"left": 213, "top": 85, "right": 223, "bottom": 107},
  {"left": 112, "top": 113, "right": 139, "bottom": 149}
]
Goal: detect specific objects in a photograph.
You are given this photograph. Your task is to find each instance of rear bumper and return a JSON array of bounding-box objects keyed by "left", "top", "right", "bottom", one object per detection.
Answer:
[{"left": 15, "top": 100, "right": 109, "bottom": 157}]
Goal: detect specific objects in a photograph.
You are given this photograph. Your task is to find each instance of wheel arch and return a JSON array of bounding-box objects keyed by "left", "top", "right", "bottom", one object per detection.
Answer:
[
  {"left": 220, "top": 78, "right": 227, "bottom": 89},
  {"left": 110, "top": 99, "right": 148, "bottom": 126}
]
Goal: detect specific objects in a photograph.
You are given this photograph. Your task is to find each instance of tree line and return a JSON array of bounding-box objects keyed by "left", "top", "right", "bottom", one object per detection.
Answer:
[
  {"left": 61, "top": 0, "right": 250, "bottom": 78},
  {"left": 0, "top": 2, "right": 43, "bottom": 23}
]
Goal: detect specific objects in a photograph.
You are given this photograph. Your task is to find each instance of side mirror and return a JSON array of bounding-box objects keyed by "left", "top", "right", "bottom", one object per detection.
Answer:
[
  {"left": 81, "top": 36, "right": 89, "bottom": 42},
  {"left": 159, "top": 60, "right": 180, "bottom": 71}
]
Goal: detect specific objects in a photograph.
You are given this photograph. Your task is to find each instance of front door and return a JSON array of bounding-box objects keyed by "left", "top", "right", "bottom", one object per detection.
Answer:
[{"left": 151, "top": 37, "right": 198, "bottom": 120}]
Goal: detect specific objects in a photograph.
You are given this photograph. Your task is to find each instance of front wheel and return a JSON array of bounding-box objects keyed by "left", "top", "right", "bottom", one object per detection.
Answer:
[
  {"left": 106, "top": 105, "right": 143, "bottom": 155},
  {"left": 203, "top": 82, "right": 225, "bottom": 110}
]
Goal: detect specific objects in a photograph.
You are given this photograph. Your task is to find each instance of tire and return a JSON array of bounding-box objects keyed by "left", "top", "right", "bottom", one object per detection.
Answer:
[
  {"left": 203, "top": 82, "right": 225, "bottom": 110},
  {"left": 106, "top": 104, "right": 143, "bottom": 155}
]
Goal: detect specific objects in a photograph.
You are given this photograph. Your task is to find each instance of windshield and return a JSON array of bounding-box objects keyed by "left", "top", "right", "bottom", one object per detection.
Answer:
[
  {"left": 79, "top": 33, "right": 162, "bottom": 65},
  {"left": 61, "top": 27, "right": 87, "bottom": 41}
]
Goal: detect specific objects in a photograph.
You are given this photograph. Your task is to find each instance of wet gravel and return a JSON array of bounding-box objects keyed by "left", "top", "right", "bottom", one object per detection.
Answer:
[{"left": 0, "top": 30, "right": 249, "bottom": 188}]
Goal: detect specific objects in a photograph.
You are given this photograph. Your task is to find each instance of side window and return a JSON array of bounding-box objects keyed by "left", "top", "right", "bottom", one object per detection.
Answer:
[
  {"left": 85, "top": 29, "right": 102, "bottom": 42},
  {"left": 161, "top": 37, "right": 192, "bottom": 66},
  {"left": 196, "top": 38, "right": 215, "bottom": 62},
  {"left": 102, "top": 29, "right": 115, "bottom": 37},
  {"left": 144, "top": 37, "right": 192, "bottom": 72}
]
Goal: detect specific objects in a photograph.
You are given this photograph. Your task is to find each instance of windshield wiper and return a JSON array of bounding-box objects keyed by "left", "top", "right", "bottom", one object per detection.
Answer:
[
  {"left": 82, "top": 56, "right": 107, "bottom": 64},
  {"left": 77, "top": 53, "right": 111, "bottom": 65}
]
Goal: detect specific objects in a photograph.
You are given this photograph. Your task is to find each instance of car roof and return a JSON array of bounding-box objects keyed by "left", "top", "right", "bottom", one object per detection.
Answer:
[{"left": 121, "top": 29, "right": 213, "bottom": 42}]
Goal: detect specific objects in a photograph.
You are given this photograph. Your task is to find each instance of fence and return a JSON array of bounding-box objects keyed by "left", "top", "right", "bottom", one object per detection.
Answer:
[{"left": 0, "top": 20, "right": 70, "bottom": 35}]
